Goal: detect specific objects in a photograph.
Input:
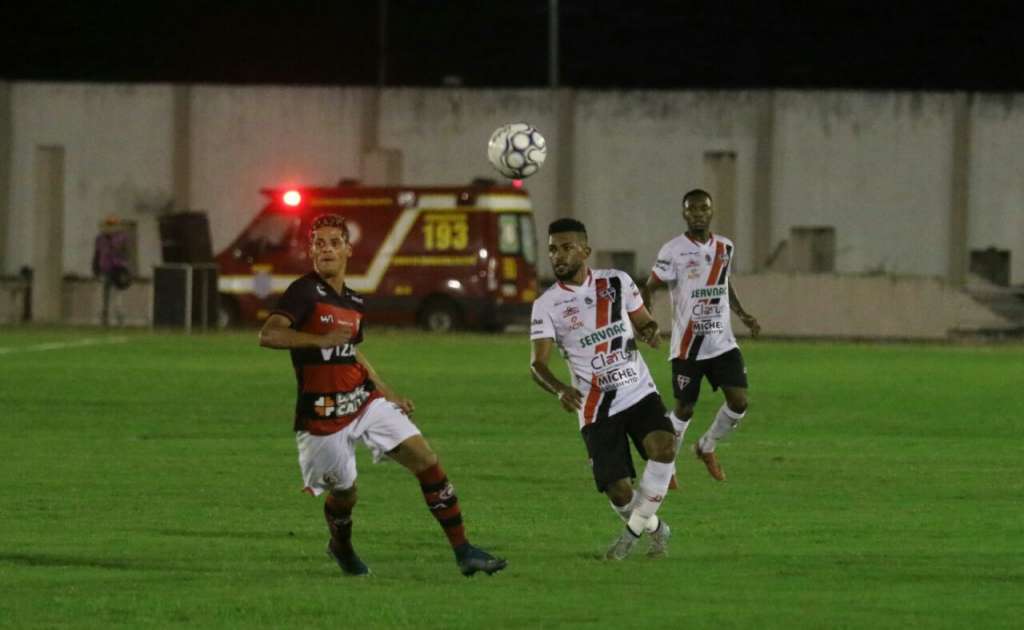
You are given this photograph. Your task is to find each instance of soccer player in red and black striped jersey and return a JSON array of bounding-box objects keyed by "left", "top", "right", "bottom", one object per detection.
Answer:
[
  {"left": 259, "top": 213, "right": 506, "bottom": 577},
  {"left": 529, "top": 219, "right": 678, "bottom": 560},
  {"left": 642, "top": 189, "right": 761, "bottom": 482}
]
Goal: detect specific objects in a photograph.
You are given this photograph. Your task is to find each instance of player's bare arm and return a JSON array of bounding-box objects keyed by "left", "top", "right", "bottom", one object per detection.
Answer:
[
  {"left": 258, "top": 313, "right": 354, "bottom": 349},
  {"left": 356, "top": 349, "right": 415, "bottom": 415},
  {"left": 627, "top": 306, "right": 661, "bottom": 349},
  {"left": 728, "top": 283, "right": 761, "bottom": 338},
  {"left": 530, "top": 338, "right": 583, "bottom": 412},
  {"left": 641, "top": 273, "right": 666, "bottom": 311}
]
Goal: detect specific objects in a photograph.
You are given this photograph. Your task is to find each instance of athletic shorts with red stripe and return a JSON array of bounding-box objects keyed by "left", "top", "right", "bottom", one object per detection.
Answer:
[
  {"left": 580, "top": 393, "right": 673, "bottom": 492},
  {"left": 671, "top": 347, "right": 748, "bottom": 404}
]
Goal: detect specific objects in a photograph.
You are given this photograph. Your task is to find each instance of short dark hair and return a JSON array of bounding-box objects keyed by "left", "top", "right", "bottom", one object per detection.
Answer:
[
  {"left": 310, "top": 214, "right": 349, "bottom": 241},
  {"left": 682, "top": 189, "right": 713, "bottom": 206},
  {"left": 548, "top": 218, "right": 588, "bottom": 236}
]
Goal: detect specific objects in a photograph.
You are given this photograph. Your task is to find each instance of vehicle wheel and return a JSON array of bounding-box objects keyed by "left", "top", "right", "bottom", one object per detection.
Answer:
[
  {"left": 419, "top": 298, "right": 462, "bottom": 332},
  {"left": 218, "top": 294, "right": 240, "bottom": 329}
]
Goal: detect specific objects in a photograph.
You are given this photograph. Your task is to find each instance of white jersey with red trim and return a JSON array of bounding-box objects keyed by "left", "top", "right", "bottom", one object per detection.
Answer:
[
  {"left": 530, "top": 268, "right": 660, "bottom": 429},
  {"left": 651, "top": 233, "right": 738, "bottom": 361}
]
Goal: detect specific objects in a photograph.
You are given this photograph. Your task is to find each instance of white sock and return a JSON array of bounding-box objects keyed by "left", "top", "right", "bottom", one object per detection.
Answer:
[
  {"left": 668, "top": 411, "right": 690, "bottom": 478},
  {"left": 609, "top": 498, "right": 632, "bottom": 523},
  {"left": 698, "top": 404, "right": 745, "bottom": 453},
  {"left": 626, "top": 460, "right": 674, "bottom": 535}
]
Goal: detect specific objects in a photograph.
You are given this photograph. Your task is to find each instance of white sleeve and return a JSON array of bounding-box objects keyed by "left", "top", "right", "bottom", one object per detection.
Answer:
[
  {"left": 623, "top": 273, "right": 645, "bottom": 313},
  {"left": 529, "top": 300, "right": 556, "bottom": 340},
  {"left": 651, "top": 242, "right": 676, "bottom": 283}
]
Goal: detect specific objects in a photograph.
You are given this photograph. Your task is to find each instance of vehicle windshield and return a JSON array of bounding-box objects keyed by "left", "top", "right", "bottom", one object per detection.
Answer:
[
  {"left": 240, "top": 211, "right": 297, "bottom": 251},
  {"left": 519, "top": 214, "right": 537, "bottom": 264},
  {"left": 498, "top": 214, "right": 520, "bottom": 255},
  {"left": 498, "top": 213, "right": 536, "bottom": 264}
]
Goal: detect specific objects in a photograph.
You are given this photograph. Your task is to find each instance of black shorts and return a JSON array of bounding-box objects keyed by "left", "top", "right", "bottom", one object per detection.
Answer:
[
  {"left": 580, "top": 393, "right": 673, "bottom": 493},
  {"left": 671, "top": 347, "right": 748, "bottom": 404}
]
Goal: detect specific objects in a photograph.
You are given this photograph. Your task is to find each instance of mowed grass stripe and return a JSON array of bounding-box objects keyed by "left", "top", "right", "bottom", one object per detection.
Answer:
[{"left": 0, "top": 329, "right": 1022, "bottom": 629}]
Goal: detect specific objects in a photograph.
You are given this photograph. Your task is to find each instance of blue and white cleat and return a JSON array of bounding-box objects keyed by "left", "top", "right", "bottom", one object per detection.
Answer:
[
  {"left": 455, "top": 543, "right": 507, "bottom": 576},
  {"left": 327, "top": 543, "right": 371, "bottom": 576}
]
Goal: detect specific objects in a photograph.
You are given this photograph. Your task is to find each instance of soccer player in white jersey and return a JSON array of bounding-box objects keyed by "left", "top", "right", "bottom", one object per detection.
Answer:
[
  {"left": 642, "top": 189, "right": 761, "bottom": 482},
  {"left": 530, "top": 218, "right": 678, "bottom": 560}
]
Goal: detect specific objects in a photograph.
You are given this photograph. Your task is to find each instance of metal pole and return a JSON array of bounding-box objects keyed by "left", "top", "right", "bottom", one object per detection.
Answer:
[
  {"left": 378, "top": 0, "right": 388, "bottom": 87},
  {"left": 549, "top": 0, "right": 559, "bottom": 87}
]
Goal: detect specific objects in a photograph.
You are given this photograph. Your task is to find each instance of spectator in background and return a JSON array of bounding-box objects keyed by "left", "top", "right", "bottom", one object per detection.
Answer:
[{"left": 92, "top": 214, "right": 131, "bottom": 326}]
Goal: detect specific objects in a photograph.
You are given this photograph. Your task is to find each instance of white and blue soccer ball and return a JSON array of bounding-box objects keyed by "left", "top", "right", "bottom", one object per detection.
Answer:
[{"left": 487, "top": 123, "right": 547, "bottom": 179}]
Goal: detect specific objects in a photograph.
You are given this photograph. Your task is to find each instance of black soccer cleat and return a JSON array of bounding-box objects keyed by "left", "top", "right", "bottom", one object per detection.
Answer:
[
  {"left": 454, "top": 543, "right": 507, "bottom": 577},
  {"left": 327, "top": 542, "right": 371, "bottom": 577}
]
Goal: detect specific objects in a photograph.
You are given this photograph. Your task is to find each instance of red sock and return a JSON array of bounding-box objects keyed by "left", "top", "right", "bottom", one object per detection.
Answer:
[
  {"left": 416, "top": 463, "right": 467, "bottom": 548},
  {"left": 324, "top": 494, "right": 354, "bottom": 554}
]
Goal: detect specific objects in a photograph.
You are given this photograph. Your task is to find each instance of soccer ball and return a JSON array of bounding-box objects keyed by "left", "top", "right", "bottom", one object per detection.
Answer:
[{"left": 487, "top": 123, "right": 547, "bottom": 179}]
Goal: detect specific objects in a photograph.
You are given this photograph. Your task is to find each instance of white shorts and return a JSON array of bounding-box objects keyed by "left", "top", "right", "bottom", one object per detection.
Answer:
[{"left": 296, "top": 398, "right": 421, "bottom": 496}]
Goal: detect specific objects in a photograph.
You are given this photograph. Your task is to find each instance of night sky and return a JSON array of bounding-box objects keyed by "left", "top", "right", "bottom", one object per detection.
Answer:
[{"left": 2, "top": 1, "right": 1023, "bottom": 90}]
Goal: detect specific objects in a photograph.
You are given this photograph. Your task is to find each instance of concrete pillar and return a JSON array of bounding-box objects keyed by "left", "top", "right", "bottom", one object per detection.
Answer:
[
  {"left": 751, "top": 91, "right": 775, "bottom": 270},
  {"left": 0, "top": 82, "right": 11, "bottom": 272},
  {"left": 31, "top": 146, "right": 65, "bottom": 322},
  {"left": 948, "top": 93, "right": 971, "bottom": 286},
  {"left": 703, "top": 151, "right": 737, "bottom": 238},
  {"left": 172, "top": 84, "right": 191, "bottom": 210},
  {"left": 554, "top": 88, "right": 576, "bottom": 217}
]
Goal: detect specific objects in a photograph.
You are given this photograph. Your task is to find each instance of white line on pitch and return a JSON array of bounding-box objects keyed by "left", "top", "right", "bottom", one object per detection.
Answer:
[{"left": 0, "top": 336, "right": 130, "bottom": 355}]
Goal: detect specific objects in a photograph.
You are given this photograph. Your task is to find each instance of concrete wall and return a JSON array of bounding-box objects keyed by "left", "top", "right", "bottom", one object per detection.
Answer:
[
  {"left": 969, "top": 94, "right": 1024, "bottom": 284},
  {"left": 7, "top": 83, "right": 174, "bottom": 277},
  {"left": 773, "top": 91, "right": 955, "bottom": 277},
  {"left": 378, "top": 88, "right": 563, "bottom": 240},
  {"left": 648, "top": 272, "right": 1013, "bottom": 341},
  {"left": 190, "top": 86, "right": 369, "bottom": 248},
  {"left": 3, "top": 83, "right": 1024, "bottom": 289},
  {"left": 573, "top": 90, "right": 763, "bottom": 274}
]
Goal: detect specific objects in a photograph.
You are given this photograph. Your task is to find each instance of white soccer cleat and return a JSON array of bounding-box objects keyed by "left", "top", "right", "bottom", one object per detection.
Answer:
[
  {"left": 604, "top": 528, "right": 641, "bottom": 561},
  {"left": 646, "top": 520, "right": 672, "bottom": 558}
]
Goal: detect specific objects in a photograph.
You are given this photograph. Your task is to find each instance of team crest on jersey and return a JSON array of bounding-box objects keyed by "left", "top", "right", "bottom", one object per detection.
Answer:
[
  {"left": 598, "top": 286, "right": 617, "bottom": 303},
  {"left": 676, "top": 375, "right": 691, "bottom": 391}
]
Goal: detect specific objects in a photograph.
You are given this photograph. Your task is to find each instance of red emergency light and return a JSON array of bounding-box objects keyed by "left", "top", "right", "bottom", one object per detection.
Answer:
[{"left": 282, "top": 190, "right": 302, "bottom": 207}]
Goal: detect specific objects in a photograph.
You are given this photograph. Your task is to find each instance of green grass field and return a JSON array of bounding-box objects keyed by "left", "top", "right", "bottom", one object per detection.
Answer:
[{"left": 1, "top": 328, "right": 1022, "bottom": 629}]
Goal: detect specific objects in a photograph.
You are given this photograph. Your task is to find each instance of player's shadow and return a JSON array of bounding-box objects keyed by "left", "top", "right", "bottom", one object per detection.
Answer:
[
  {"left": 0, "top": 551, "right": 150, "bottom": 571},
  {"left": 144, "top": 528, "right": 302, "bottom": 540}
]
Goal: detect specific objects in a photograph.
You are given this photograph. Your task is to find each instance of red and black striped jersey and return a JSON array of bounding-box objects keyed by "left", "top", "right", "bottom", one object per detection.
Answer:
[
  {"left": 530, "top": 269, "right": 659, "bottom": 429},
  {"left": 272, "top": 272, "right": 381, "bottom": 435},
  {"left": 651, "top": 233, "right": 738, "bottom": 361}
]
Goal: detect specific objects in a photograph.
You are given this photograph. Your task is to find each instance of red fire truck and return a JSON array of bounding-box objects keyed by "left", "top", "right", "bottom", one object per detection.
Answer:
[{"left": 215, "top": 180, "right": 539, "bottom": 331}]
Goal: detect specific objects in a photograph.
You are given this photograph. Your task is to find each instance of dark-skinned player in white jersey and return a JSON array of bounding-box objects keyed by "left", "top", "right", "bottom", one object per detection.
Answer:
[
  {"left": 259, "top": 213, "right": 506, "bottom": 577},
  {"left": 642, "top": 189, "right": 761, "bottom": 482},
  {"left": 530, "top": 218, "right": 678, "bottom": 560}
]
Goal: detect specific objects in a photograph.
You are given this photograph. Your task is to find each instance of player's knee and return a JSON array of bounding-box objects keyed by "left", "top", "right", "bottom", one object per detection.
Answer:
[
  {"left": 390, "top": 435, "right": 438, "bottom": 473},
  {"left": 329, "top": 484, "right": 358, "bottom": 509},
  {"left": 727, "top": 395, "right": 748, "bottom": 415},
  {"left": 605, "top": 480, "right": 633, "bottom": 507},
  {"left": 411, "top": 445, "right": 439, "bottom": 472},
  {"left": 674, "top": 402, "right": 695, "bottom": 421},
  {"left": 646, "top": 431, "right": 677, "bottom": 463}
]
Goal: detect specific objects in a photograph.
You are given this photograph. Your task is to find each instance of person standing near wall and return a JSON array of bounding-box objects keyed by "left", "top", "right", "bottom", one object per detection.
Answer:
[
  {"left": 642, "top": 189, "right": 760, "bottom": 482},
  {"left": 92, "top": 214, "right": 131, "bottom": 326}
]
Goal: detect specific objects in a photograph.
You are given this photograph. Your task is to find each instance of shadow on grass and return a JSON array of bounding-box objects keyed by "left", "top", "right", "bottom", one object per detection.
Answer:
[
  {"left": 0, "top": 551, "right": 150, "bottom": 571},
  {"left": 150, "top": 528, "right": 301, "bottom": 540}
]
